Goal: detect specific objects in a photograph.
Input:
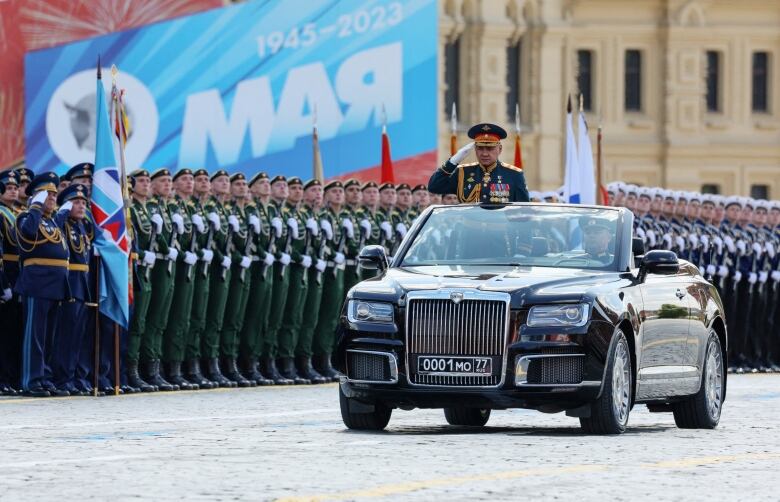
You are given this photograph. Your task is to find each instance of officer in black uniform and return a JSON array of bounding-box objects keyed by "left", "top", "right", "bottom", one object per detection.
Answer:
[
  {"left": 15, "top": 172, "right": 70, "bottom": 397},
  {"left": 429, "top": 123, "right": 529, "bottom": 203}
]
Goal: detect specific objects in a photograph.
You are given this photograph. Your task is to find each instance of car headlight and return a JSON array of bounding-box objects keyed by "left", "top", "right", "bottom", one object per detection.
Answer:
[
  {"left": 527, "top": 304, "right": 590, "bottom": 327},
  {"left": 347, "top": 300, "right": 395, "bottom": 323}
]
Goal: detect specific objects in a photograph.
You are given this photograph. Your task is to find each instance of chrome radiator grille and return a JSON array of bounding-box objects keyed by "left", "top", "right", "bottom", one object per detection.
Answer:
[
  {"left": 527, "top": 355, "right": 584, "bottom": 385},
  {"left": 406, "top": 292, "right": 509, "bottom": 387}
]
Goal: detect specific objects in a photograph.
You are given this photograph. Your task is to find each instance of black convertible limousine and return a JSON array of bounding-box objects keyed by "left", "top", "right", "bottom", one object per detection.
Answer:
[{"left": 335, "top": 203, "right": 727, "bottom": 434}]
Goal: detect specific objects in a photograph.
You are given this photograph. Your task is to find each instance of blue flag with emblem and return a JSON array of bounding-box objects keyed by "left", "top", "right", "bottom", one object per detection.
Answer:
[{"left": 91, "top": 62, "right": 130, "bottom": 328}]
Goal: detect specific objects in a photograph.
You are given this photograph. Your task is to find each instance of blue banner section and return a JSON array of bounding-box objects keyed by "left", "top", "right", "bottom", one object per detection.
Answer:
[{"left": 24, "top": 0, "right": 437, "bottom": 179}]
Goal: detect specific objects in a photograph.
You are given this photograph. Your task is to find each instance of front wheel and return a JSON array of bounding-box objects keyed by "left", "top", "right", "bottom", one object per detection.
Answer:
[
  {"left": 580, "top": 331, "right": 632, "bottom": 434},
  {"left": 444, "top": 407, "right": 491, "bottom": 426},
  {"left": 339, "top": 386, "right": 391, "bottom": 431},
  {"left": 673, "top": 332, "right": 724, "bottom": 429}
]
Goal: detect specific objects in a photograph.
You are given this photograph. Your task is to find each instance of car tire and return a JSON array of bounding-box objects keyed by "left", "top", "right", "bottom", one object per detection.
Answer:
[
  {"left": 339, "top": 386, "right": 391, "bottom": 431},
  {"left": 580, "top": 330, "right": 632, "bottom": 435},
  {"left": 443, "top": 407, "right": 491, "bottom": 426},
  {"left": 673, "top": 332, "right": 724, "bottom": 429}
]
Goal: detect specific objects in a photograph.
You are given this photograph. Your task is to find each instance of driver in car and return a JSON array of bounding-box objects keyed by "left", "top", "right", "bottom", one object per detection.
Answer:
[{"left": 581, "top": 217, "right": 614, "bottom": 264}]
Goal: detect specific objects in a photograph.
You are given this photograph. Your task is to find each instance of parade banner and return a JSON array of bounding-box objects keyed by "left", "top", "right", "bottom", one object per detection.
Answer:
[{"left": 24, "top": 0, "right": 438, "bottom": 182}]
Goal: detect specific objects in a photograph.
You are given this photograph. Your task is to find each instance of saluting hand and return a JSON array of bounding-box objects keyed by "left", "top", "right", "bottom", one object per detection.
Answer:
[{"left": 450, "top": 142, "right": 475, "bottom": 164}]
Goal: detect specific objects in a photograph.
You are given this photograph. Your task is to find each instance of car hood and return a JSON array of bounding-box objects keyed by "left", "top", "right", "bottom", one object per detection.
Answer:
[{"left": 350, "top": 265, "right": 625, "bottom": 306}]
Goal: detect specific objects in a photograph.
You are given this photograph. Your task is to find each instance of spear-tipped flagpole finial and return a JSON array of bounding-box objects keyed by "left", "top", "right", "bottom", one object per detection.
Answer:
[
  {"left": 111, "top": 64, "right": 118, "bottom": 83},
  {"left": 97, "top": 54, "right": 102, "bottom": 79},
  {"left": 515, "top": 102, "right": 520, "bottom": 133},
  {"left": 566, "top": 93, "right": 572, "bottom": 114},
  {"left": 313, "top": 103, "right": 318, "bottom": 128},
  {"left": 451, "top": 102, "right": 457, "bottom": 133},
  {"left": 579, "top": 93, "right": 584, "bottom": 113},
  {"left": 381, "top": 103, "right": 387, "bottom": 133}
]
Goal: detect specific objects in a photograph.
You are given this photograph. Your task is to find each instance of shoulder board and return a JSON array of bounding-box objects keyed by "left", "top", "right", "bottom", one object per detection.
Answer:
[
  {"left": 502, "top": 163, "right": 523, "bottom": 173},
  {"left": 458, "top": 162, "right": 479, "bottom": 168}
]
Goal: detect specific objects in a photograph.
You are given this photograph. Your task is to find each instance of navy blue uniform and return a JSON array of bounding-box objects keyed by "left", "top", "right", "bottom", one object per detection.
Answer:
[{"left": 0, "top": 201, "right": 22, "bottom": 390}]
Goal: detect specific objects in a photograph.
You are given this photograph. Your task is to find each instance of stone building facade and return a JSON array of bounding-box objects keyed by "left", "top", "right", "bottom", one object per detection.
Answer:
[{"left": 439, "top": 0, "right": 780, "bottom": 198}]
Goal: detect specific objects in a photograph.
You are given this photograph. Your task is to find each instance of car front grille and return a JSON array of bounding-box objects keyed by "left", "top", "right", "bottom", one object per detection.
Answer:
[
  {"left": 526, "top": 355, "right": 584, "bottom": 385},
  {"left": 406, "top": 292, "right": 509, "bottom": 387},
  {"left": 346, "top": 350, "right": 396, "bottom": 383}
]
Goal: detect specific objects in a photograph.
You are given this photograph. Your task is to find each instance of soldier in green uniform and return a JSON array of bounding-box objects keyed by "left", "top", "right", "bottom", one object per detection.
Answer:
[
  {"left": 343, "top": 179, "right": 370, "bottom": 293},
  {"left": 396, "top": 183, "right": 418, "bottom": 227},
  {"left": 183, "top": 169, "right": 217, "bottom": 389},
  {"left": 412, "top": 184, "right": 430, "bottom": 213},
  {"left": 142, "top": 168, "right": 181, "bottom": 391},
  {"left": 201, "top": 170, "right": 236, "bottom": 388},
  {"left": 160, "top": 169, "right": 200, "bottom": 390},
  {"left": 357, "top": 181, "right": 384, "bottom": 280},
  {"left": 260, "top": 175, "right": 297, "bottom": 384},
  {"left": 276, "top": 177, "right": 319, "bottom": 384},
  {"left": 312, "top": 180, "right": 351, "bottom": 381},
  {"left": 377, "top": 182, "right": 403, "bottom": 258},
  {"left": 238, "top": 172, "right": 276, "bottom": 386},
  {"left": 218, "top": 173, "right": 254, "bottom": 388},
  {"left": 428, "top": 123, "right": 530, "bottom": 203},
  {"left": 294, "top": 179, "right": 329, "bottom": 383}
]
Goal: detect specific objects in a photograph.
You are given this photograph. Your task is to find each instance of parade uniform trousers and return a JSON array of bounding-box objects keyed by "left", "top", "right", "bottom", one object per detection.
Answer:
[
  {"left": 142, "top": 256, "right": 176, "bottom": 364},
  {"left": 186, "top": 260, "right": 211, "bottom": 362},
  {"left": 239, "top": 260, "right": 273, "bottom": 364},
  {"left": 52, "top": 263, "right": 90, "bottom": 392},
  {"left": 220, "top": 263, "right": 252, "bottom": 359},
  {"left": 313, "top": 264, "right": 345, "bottom": 357},
  {"left": 277, "top": 261, "right": 309, "bottom": 359},
  {"left": 295, "top": 267, "right": 324, "bottom": 360},
  {"left": 202, "top": 262, "right": 231, "bottom": 360},
  {"left": 261, "top": 262, "right": 290, "bottom": 358},
  {"left": 164, "top": 259, "right": 197, "bottom": 366}
]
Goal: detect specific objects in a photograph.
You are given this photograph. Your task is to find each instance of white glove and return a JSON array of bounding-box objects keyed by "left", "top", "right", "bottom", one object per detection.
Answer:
[
  {"left": 142, "top": 251, "right": 156, "bottom": 266},
  {"left": 662, "top": 233, "right": 672, "bottom": 249},
  {"left": 320, "top": 220, "right": 333, "bottom": 240},
  {"left": 675, "top": 236, "right": 685, "bottom": 251},
  {"left": 271, "top": 217, "right": 283, "bottom": 238},
  {"left": 752, "top": 242, "right": 762, "bottom": 257},
  {"left": 688, "top": 234, "right": 699, "bottom": 248},
  {"left": 748, "top": 272, "right": 757, "bottom": 284},
  {"left": 151, "top": 213, "right": 164, "bottom": 233},
  {"left": 717, "top": 265, "right": 729, "bottom": 278},
  {"left": 263, "top": 253, "right": 275, "bottom": 267},
  {"left": 380, "top": 221, "right": 392, "bottom": 240},
  {"left": 396, "top": 222, "right": 408, "bottom": 239},
  {"left": 228, "top": 214, "right": 240, "bottom": 232},
  {"left": 700, "top": 234, "right": 709, "bottom": 250},
  {"left": 1, "top": 288, "right": 12, "bottom": 302},
  {"left": 207, "top": 212, "right": 220, "bottom": 230},
  {"left": 359, "top": 219, "right": 371, "bottom": 237},
  {"left": 341, "top": 218, "right": 354, "bottom": 239},
  {"left": 166, "top": 248, "right": 179, "bottom": 261},
  {"left": 306, "top": 217, "right": 319, "bottom": 235},
  {"left": 450, "top": 141, "right": 475, "bottom": 164},
  {"left": 737, "top": 239, "right": 746, "bottom": 254},
  {"left": 191, "top": 214, "right": 205, "bottom": 233},
  {"left": 646, "top": 230, "right": 656, "bottom": 248},
  {"left": 771, "top": 270, "right": 780, "bottom": 282},
  {"left": 334, "top": 252, "right": 345, "bottom": 265},
  {"left": 184, "top": 251, "right": 198, "bottom": 265},
  {"left": 766, "top": 242, "right": 776, "bottom": 258},
  {"left": 724, "top": 236, "right": 735, "bottom": 253},
  {"left": 315, "top": 259, "right": 326, "bottom": 272},
  {"left": 58, "top": 201, "right": 73, "bottom": 214},
  {"left": 706, "top": 264, "right": 716, "bottom": 276},
  {"left": 239, "top": 256, "right": 251, "bottom": 269},
  {"left": 300, "top": 255, "right": 312, "bottom": 268},
  {"left": 733, "top": 270, "right": 742, "bottom": 283},
  {"left": 221, "top": 256, "right": 232, "bottom": 269},
  {"left": 635, "top": 227, "right": 646, "bottom": 242},
  {"left": 171, "top": 213, "right": 184, "bottom": 234},
  {"left": 759, "top": 271, "right": 768, "bottom": 283},
  {"left": 713, "top": 236, "right": 723, "bottom": 248},
  {"left": 31, "top": 190, "right": 48, "bottom": 205},
  {"left": 288, "top": 217, "right": 299, "bottom": 239},
  {"left": 248, "top": 214, "right": 261, "bottom": 234},
  {"left": 201, "top": 249, "right": 214, "bottom": 264},
  {"left": 279, "top": 253, "right": 291, "bottom": 266}
]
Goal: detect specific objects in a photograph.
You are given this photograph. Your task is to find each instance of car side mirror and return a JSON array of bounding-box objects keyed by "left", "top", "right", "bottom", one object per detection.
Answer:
[
  {"left": 632, "top": 237, "right": 645, "bottom": 257},
  {"left": 358, "top": 245, "right": 389, "bottom": 272},
  {"left": 640, "top": 250, "right": 679, "bottom": 278}
]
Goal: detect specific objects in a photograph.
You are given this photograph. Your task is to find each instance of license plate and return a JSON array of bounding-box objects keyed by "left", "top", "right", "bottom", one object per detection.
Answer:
[{"left": 416, "top": 356, "right": 492, "bottom": 376}]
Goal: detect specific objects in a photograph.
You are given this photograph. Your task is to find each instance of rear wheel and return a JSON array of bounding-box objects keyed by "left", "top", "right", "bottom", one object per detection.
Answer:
[
  {"left": 673, "top": 333, "right": 724, "bottom": 429},
  {"left": 444, "top": 407, "right": 491, "bottom": 426},
  {"left": 580, "top": 331, "right": 632, "bottom": 434},
  {"left": 339, "top": 386, "right": 391, "bottom": 431}
]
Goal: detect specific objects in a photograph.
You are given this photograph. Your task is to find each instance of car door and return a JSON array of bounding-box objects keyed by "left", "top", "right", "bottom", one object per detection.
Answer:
[{"left": 638, "top": 272, "right": 691, "bottom": 375}]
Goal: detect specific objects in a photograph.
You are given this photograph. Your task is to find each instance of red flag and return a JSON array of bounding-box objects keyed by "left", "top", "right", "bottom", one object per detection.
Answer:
[
  {"left": 513, "top": 133, "right": 523, "bottom": 168},
  {"left": 381, "top": 125, "right": 394, "bottom": 183}
]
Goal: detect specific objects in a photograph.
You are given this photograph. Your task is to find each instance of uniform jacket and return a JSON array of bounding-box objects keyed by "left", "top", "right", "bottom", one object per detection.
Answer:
[
  {"left": 14, "top": 204, "right": 71, "bottom": 301},
  {"left": 428, "top": 160, "right": 530, "bottom": 203}
]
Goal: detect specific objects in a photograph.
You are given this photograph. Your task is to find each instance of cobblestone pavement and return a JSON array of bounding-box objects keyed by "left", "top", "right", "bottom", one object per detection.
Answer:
[{"left": 1, "top": 374, "right": 779, "bottom": 501}]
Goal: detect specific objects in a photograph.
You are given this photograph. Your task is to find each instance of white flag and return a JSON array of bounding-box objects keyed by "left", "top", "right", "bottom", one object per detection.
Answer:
[
  {"left": 577, "top": 111, "right": 596, "bottom": 205},
  {"left": 563, "top": 103, "right": 581, "bottom": 204}
]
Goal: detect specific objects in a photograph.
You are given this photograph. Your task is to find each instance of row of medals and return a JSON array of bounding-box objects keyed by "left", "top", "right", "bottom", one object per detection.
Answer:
[{"left": 486, "top": 173, "right": 509, "bottom": 203}]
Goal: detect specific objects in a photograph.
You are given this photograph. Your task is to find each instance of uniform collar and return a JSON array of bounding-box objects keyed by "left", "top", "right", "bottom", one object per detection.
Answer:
[{"left": 479, "top": 161, "right": 498, "bottom": 175}]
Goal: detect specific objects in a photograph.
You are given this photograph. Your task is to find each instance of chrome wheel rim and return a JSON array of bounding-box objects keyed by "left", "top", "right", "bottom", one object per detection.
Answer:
[
  {"left": 611, "top": 340, "right": 631, "bottom": 425},
  {"left": 704, "top": 336, "right": 723, "bottom": 421}
]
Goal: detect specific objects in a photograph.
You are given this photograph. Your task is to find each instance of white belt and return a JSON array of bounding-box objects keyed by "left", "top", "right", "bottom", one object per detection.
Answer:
[
  {"left": 326, "top": 261, "right": 347, "bottom": 270},
  {"left": 345, "top": 259, "right": 357, "bottom": 266}
]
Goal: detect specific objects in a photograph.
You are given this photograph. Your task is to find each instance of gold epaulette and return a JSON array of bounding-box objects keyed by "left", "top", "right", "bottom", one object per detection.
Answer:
[
  {"left": 458, "top": 162, "right": 479, "bottom": 168},
  {"left": 502, "top": 163, "right": 524, "bottom": 173}
]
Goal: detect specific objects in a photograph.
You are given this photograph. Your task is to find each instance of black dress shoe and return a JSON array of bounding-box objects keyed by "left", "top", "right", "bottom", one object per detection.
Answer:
[
  {"left": 143, "top": 360, "right": 175, "bottom": 391},
  {"left": 101, "top": 386, "right": 122, "bottom": 395},
  {"left": 165, "top": 361, "right": 196, "bottom": 390},
  {"left": 185, "top": 358, "right": 215, "bottom": 389},
  {"left": 314, "top": 354, "right": 343, "bottom": 382},
  {"left": 296, "top": 355, "right": 328, "bottom": 384},
  {"left": 127, "top": 360, "right": 156, "bottom": 392},
  {"left": 205, "top": 358, "right": 236, "bottom": 388},
  {"left": 278, "top": 357, "right": 310, "bottom": 385},
  {"left": 50, "top": 388, "right": 70, "bottom": 397},
  {"left": 223, "top": 357, "right": 254, "bottom": 388},
  {"left": 261, "top": 357, "right": 293, "bottom": 385},
  {"left": 241, "top": 358, "right": 274, "bottom": 386},
  {"left": 25, "top": 388, "right": 51, "bottom": 398}
]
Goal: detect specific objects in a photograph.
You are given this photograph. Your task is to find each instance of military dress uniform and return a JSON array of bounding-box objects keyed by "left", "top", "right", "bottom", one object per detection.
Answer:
[
  {"left": 51, "top": 184, "right": 93, "bottom": 395},
  {"left": 428, "top": 123, "right": 529, "bottom": 203},
  {"left": 342, "top": 179, "right": 367, "bottom": 293},
  {"left": 0, "top": 171, "right": 22, "bottom": 394},
  {"left": 15, "top": 172, "right": 70, "bottom": 397}
]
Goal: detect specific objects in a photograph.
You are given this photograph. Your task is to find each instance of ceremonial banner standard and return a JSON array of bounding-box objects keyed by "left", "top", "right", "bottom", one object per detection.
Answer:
[{"left": 24, "top": 0, "right": 438, "bottom": 183}]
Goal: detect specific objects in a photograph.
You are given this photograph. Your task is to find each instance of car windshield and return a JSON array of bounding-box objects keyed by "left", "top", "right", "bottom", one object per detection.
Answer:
[{"left": 401, "top": 204, "right": 621, "bottom": 270}]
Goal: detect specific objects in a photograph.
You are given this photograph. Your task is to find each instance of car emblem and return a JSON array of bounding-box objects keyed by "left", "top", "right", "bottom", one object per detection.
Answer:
[{"left": 450, "top": 292, "right": 464, "bottom": 304}]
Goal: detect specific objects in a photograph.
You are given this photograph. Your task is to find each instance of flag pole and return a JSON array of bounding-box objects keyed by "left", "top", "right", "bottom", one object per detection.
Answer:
[
  {"left": 94, "top": 56, "right": 102, "bottom": 398},
  {"left": 450, "top": 103, "right": 457, "bottom": 156},
  {"left": 597, "top": 123, "right": 604, "bottom": 205}
]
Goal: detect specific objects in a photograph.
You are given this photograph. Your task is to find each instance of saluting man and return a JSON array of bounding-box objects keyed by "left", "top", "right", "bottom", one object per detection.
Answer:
[
  {"left": 0, "top": 171, "right": 21, "bottom": 395},
  {"left": 15, "top": 172, "right": 70, "bottom": 397},
  {"left": 429, "top": 123, "right": 529, "bottom": 203},
  {"left": 51, "top": 184, "right": 92, "bottom": 396}
]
